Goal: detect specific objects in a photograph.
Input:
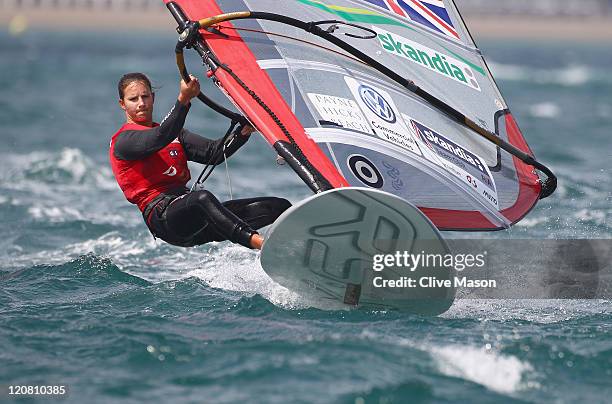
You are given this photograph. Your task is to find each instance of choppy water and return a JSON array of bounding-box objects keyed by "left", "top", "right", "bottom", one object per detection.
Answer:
[{"left": 0, "top": 29, "right": 610, "bottom": 403}]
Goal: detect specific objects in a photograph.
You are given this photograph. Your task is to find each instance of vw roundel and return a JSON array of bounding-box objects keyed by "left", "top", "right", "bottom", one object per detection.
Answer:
[{"left": 358, "top": 84, "right": 396, "bottom": 123}]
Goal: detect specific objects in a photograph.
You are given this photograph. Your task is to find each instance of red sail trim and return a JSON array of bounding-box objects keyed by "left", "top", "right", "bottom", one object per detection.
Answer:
[
  {"left": 420, "top": 207, "right": 494, "bottom": 230},
  {"left": 166, "top": 0, "right": 348, "bottom": 189},
  {"left": 499, "top": 113, "right": 541, "bottom": 223}
]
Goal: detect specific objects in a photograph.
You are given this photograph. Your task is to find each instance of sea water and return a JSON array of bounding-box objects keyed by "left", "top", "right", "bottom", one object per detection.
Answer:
[{"left": 0, "top": 30, "right": 610, "bottom": 403}]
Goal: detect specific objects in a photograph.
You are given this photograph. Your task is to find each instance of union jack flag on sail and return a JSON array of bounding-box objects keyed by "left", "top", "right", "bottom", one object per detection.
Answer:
[{"left": 362, "top": 0, "right": 460, "bottom": 40}]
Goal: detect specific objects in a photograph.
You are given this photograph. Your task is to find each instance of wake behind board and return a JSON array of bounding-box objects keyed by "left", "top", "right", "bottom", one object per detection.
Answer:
[{"left": 261, "top": 188, "right": 455, "bottom": 315}]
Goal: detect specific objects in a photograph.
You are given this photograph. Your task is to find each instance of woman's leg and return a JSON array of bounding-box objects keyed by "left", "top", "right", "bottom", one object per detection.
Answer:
[
  {"left": 149, "top": 191, "right": 291, "bottom": 248},
  {"left": 161, "top": 190, "right": 256, "bottom": 248},
  {"left": 222, "top": 197, "right": 292, "bottom": 229}
]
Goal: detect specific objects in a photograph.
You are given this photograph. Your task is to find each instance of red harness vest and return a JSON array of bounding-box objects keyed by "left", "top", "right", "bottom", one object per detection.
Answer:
[{"left": 109, "top": 123, "right": 191, "bottom": 212}]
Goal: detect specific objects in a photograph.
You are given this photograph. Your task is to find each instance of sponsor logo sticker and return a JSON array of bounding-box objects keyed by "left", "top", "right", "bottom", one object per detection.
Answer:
[
  {"left": 375, "top": 27, "right": 481, "bottom": 91},
  {"left": 347, "top": 154, "right": 384, "bottom": 189},
  {"left": 307, "top": 93, "right": 371, "bottom": 133},
  {"left": 406, "top": 116, "right": 499, "bottom": 209},
  {"left": 345, "top": 77, "right": 422, "bottom": 156},
  {"left": 358, "top": 85, "right": 396, "bottom": 123}
]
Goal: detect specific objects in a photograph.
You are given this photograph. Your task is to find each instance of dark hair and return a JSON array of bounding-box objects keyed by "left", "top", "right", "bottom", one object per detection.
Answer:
[{"left": 118, "top": 72, "right": 153, "bottom": 99}]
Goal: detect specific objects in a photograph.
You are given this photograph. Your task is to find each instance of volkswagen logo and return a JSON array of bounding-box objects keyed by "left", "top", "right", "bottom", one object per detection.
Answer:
[{"left": 358, "top": 84, "right": 396, "bottom": 123}]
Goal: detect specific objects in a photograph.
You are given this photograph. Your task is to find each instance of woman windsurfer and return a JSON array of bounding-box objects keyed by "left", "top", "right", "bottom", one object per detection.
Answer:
[{"left": 109, "top": 72, "right": 291, "bottom": 250}]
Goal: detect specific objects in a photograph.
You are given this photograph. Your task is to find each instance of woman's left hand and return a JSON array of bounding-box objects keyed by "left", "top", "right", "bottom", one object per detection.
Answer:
[{"left": 178, "top": 75, "right": 200, "bottom": 105}]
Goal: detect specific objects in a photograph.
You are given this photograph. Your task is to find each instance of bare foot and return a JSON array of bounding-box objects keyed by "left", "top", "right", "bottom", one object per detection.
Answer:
[{"left": 250, "top": 233, "right": 264, "bottom": 250}]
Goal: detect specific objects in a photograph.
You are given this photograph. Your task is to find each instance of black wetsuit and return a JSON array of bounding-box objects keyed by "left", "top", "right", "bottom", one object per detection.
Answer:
[{"left": 113, "top": 101, "right": 291, "bottom": 248}]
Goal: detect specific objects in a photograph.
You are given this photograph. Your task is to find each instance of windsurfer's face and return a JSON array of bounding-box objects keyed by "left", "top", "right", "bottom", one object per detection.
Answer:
[{"left": 119, "top": 81, "right": 155, "bottom": 126}]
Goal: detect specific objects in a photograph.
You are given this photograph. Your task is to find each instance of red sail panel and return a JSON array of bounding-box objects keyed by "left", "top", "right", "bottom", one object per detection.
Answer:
[{"left": 164, "top": 0, "right": 348, "bottom": 189}]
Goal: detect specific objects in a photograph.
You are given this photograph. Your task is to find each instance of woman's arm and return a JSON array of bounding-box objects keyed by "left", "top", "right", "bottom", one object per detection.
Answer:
[{"left": 180, "top": 124, "right": 254, "bottom": 165}]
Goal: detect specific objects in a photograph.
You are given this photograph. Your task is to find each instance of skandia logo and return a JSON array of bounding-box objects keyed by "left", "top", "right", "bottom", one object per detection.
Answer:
[
  {"left": 376, "top": 29, "right": 481, "bottom": 91},
  {"left": 358, "top": 84, "right": 396, "bottom": 123},
  {"left": 413, "top": 121, "right": 486, "bottom": 174}
]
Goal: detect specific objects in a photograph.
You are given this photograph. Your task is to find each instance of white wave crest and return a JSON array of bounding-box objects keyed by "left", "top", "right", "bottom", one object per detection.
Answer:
[
  {"left": 355, "top": 330, "right": 538, "bottom": 395},
  {"left": 574, "top": 209, "right": 608, "bottom": 226},
  {"left": 432, "top": 345, "right": 536, "bottom": 394},
  {"left": 489, "top": 62, "right": 598, "bottom": 87},
  {"left": 515, "top": 216, "right": 549, "bottom": 228},
  {"left": 529, "top": 102, "right": 561, "bottom": 119},
  {"left": 28, "top": 205, "right": 85, "bottom": 222},
  {"left": 1, "top": 148, "right": 116, "bottom": 190}
]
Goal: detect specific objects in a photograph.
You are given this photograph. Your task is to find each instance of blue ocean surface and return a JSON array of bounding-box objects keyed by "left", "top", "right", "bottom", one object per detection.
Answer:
[{"left": 0, "top": 29, "right": 610, "bottom": 403}]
